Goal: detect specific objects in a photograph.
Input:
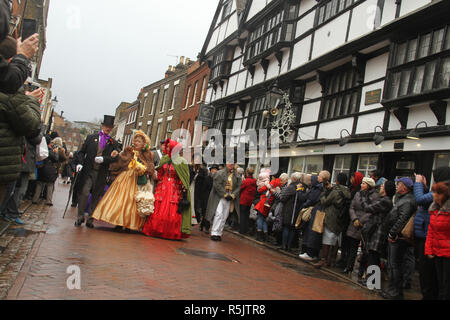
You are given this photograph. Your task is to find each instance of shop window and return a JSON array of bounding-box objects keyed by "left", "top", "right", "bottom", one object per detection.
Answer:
[
  {"left": 357, "top": 155, "right": 378, "bottom": 177},
  {"left": 432, "top": 152, "right": 450, "bottom": 185},
  {"left": 331, "top": 155, "right": 352, "bottom": 184},
  {"left": 291, "top": 156, "right": 323, "bottom": 175}
]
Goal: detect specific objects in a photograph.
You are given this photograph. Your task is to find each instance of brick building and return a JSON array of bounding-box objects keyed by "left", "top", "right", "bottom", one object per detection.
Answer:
[
  {"left": 177, "top": 60, "right": 210, "bottom": 148},
  {"left": 138, "top": 56, "right": 194, "bottom": 150},
  {"left": 111, "top": 101, "right": 132, "bottom": 142},
  {"left": 122, "top": 101, "right": 140, "bottom": 147}
]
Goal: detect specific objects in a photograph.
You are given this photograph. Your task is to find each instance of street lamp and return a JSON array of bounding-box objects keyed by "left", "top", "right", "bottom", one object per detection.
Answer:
[
  {"left": 339, "top": 129, "right": 351, "bottom": 147},
  {"left": 373, "top": 126, "right": 385, "bottom": 145},
  {"left": 264, "top": 81, "right": 284, "bottom": 118},
  {"left": 407, "top": 121, "right": 428, "bottom": 140}
]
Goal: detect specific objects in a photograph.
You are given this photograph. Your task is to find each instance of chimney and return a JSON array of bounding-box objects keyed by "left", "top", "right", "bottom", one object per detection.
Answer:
[
  {"left": 179, "top": 56, "right": 185, "bottom": 65},
  {"left": 185, "top": 58, "right": 190, "bottom": 65}
]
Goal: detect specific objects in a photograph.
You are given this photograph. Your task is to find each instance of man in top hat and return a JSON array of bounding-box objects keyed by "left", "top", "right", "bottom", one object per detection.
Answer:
[{"left": 74, "top": 115, "right": 120, "bottom": 228}]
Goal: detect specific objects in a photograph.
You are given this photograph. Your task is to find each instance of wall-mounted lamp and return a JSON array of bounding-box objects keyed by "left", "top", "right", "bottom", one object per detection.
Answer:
[
  {"left": 373, "top": 126, "right": 384, "bottom": 145},
  {"left": 339, "top": 129, "right": 351, "bottom": 147},
  {"left": 407, "top": 121, "right": 428, "bottom": 140}
]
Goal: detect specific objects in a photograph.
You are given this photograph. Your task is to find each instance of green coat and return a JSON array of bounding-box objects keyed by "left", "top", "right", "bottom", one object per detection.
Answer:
[
  {"left": 0, "top": 89, "right": 41, "bottom": 184},
  {"left": 157, "top": 154, "right": 192, "bottom": 236},
  {"left": 320, "top": 184, "right": 351, "bottom": 235}
]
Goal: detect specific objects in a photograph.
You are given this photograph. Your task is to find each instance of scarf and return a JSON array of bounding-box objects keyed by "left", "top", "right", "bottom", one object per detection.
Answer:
[{"left": 99, "top": 131, "right": 110, "bottom": 149}]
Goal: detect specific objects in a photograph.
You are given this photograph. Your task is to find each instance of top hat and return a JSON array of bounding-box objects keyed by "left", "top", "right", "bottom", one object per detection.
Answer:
[{"left": 102, "top": 115, "right": 115, "bottom": 127}]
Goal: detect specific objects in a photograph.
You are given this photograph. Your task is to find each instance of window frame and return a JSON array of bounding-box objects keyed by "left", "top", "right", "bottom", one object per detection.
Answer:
[
  {"left": 357, "top": 154, "right": 379, "bottom": 178},
  {"left": 160, "top": 88, "right": 168, "bottom": 113},
  {"left": 170, "top": 85, "right": 178, "bottom": 111}
]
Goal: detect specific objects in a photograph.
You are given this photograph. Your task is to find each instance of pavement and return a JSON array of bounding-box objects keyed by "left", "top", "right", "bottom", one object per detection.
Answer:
[{"left": 0, "top": 180, "right": 420, "bottom": 300}]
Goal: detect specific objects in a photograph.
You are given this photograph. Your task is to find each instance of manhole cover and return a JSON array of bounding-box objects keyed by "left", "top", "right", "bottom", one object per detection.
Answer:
[
  {"left": 278, "top": 262, "right": 343, "bottom": 283},
  {"left": 177, "top": 248, "right": 235, "bottom": 262}
]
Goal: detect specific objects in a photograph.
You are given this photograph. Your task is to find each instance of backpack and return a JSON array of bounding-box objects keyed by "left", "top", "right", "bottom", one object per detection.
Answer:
[{"left": 336, "top": 189, "right": 351, "bottom": 219}]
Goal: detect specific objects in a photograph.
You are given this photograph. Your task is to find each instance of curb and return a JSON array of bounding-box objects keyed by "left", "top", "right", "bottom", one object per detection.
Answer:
[{"left": 224, "top": 228, "right": 381, "bottom": 298}]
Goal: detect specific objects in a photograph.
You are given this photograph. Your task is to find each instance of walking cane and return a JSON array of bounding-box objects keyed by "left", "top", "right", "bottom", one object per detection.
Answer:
[{"left": 63, "top": 173, "right": 79, "bottom": 219}]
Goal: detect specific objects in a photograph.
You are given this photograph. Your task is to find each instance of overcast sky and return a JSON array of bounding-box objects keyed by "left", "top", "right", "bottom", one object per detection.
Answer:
[{"left": 39, "top": 0, "right": 219, "bottom": 122}]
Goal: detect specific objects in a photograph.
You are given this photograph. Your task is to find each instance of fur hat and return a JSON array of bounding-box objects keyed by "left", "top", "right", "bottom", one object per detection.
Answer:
[{"left": 362, "top": 177, "right": 376, "bottom": 188}]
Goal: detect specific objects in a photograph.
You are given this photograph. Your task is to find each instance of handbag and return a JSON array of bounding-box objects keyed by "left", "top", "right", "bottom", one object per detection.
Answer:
[
  {"left": 295, "top": 207, "right": 313, "bottom": 229},
  {"left": 135, "top": 181, "right": 155, "bottom": 218},
  {"left": 401, "top": 214, "right": 416, "bottom": 243},
  {"left": 249, "top": 204, "right": 258, "bottom": 221},
  {"left": 312, "top": 209, "right": 326, "bottom": 234},
  {"left": 36, "top": 137, "right": 49, "bottom": 162}
]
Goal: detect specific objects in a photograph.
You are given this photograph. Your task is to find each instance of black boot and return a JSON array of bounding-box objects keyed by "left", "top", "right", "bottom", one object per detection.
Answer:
[
  {"left": 263, "top": 232, "right": 268, "bottom": 242},
  {"left": 256, "top": 231, "right": 263, "bottom": 242}
]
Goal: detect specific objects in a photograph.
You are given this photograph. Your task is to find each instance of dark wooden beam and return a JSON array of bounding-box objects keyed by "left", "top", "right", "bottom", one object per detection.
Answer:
[
  {"left": 430, "top": 100, "right": 447, "bottom": 126},
  {"left": 393, "top": 107, "right": 409, "bottom": 130}
]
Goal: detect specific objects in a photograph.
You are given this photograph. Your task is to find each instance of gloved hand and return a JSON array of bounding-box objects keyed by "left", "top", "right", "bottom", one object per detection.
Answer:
[
  {"left": 95, "top": 157, "right": 104, "bottom": 164},
  {"left": 353, "top": 219, "right": 362, "bottom": 228},
  {"left": 76, "top": 165, "right": 83, "bottom": 173}
]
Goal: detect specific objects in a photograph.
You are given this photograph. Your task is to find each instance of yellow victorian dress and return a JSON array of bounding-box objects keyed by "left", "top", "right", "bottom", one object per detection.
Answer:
[{"left": 92, "top": 151, "right": 152, "bottom": 231}]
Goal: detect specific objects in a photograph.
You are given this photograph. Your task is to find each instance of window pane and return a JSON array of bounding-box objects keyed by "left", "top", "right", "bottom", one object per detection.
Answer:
[
  {"left": 331, "top": 0, "right": 338, "bottom": 16},
  {"left": 334, "top": 96, "right": 343, "bottom": 117},
  {"left": 325, "top": 2, "right": 332, "bottom": 20},
  {"left": 328, "top": 98, "right": 336, "bottom": 119},
  {"left": 318, "top": 6, "right": 325, "bottom": 24},
  {"left": 445, "top": 28, "right": 450, "bottom": 50},
  {"left": 389, "top": 72, "right": 401, "bottom": 99},
  {"left": 431, "top": 28, "right": 445, "bottom": 54},
  {"left": 322, "top": 100, "right": 329, "bottom": 119},
  {"left": 398, "top": 69, "right": 412, "bottom": 96},
  {"left": 285, "top": 23, "right": 294, "bottom": 41},
  {"left": 342, "top": 94, "right": 350, "bottom": 115},
  {"left": 405, "top": 39, "right": 417, "bottom": 63},
  {"left": 418, "top": 33, "right": 431, "bottom": 58},
  {"left": 412, "top": 65, "right": 425, "bottom": 94},
  {"left": 435, "top": 153, "right": 450, "bottom": 169},
  {"left": 438, "top": 57, "right": 450, "bottom": 89},
  {"left": 395, "top": 42, "right": 407, "bottom": 66},
  {"left": 339, "top": 71, "right": 347, "bottom": 91},
  {"left": 423, "top": 61, "right": 437, "bottom": 91},
  {"left": 349, "top": 92, "right": 358, "bottom": 114},
  {"left": 305, "top": 156, "right": 323, "bottom": 174}
]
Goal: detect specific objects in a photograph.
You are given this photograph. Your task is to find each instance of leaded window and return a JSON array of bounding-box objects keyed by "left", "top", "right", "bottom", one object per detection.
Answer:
[
  {"left": 386, "top": 25, "right": 450, "bottom": 100},
  {"left": 319, "top": 65, "right": 362, "bottom": 120},
  {"left": 210, "top": 47, "right": 233, "bottom": 83},
  {"left": 246, "top": 96, "right": 269, "bottom": 130},
  {"left": 316, "top": 0, "right": 359, "bottom": 26}
]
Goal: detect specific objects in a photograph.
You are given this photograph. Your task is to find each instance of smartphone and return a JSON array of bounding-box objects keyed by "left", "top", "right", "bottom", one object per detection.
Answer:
[{"left": 21, "top": 19, "right": 37, "bottom": 41}]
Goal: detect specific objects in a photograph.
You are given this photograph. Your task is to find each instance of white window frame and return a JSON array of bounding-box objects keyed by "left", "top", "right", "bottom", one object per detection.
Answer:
[
  {"left": 184, "top": 86, "right": 191, "bottom": 110},
  {"left": 191, "top": 81, "right": 198, "bottom": 107},
  {"left": 140, "top": 97, "right": 147, "bottom": 117},
  {"left": 150, "top": 90, "right": 158, "bottom": 115},
  {"left": 170, "top": 85, "right": 178, "bottom": 110},
  {"left": 357, "top": 154, "right": 379, "bottom": 178},
  {"left": 200, "top": 76, "right": 207, "bottom": 102},
  {"left": 289, "top": 156, "right": 323, "bottom": 175},
  {"left": 331, "top": 155, "right": 352, "bottom": 184},
  {"left": 160, "top": 89, "right": 168, "bottom": 113}
]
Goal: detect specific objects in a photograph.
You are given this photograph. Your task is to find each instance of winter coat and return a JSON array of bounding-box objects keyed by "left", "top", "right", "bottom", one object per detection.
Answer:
[
  {"left": 425, "top": 199, "right": 450, "bottom": 258},
  {"left": 37, "top": 148, "right": 59, "bottom": 183},
  {"left": 255, "top": 178, "right": 282, "bottom": 217},
  {"left": 302, "top": 176, "right": 325, "bottom": 250},
  {"left": 321, "top": 184, "right": 351, "bottom": 235},
  {"left": 386, "top": 191, "right": 417, "bottom": 240},
  {"left": 360, "top": 195, "right": 393, "bottom": 254},
  {"left": 347, "top": 188, "right": 380, "bottom": 240},
  {"left": 413, "top": 182, "right": 433, "bottom": 239},
  {"left": 205, "top": 168, "right": 242, "bottom": 223},
  {"left": 240, "top": 176, "right": 257, "bottom": 207},
  {"left": 194, "top": 167, "right": 210, "bottom": 215},
  {"left": 22, "top": 127, "right": 44, "bottom": 174},
  {"left": 279, "top": 182, "right": 299, "bottom": 227},
  {"left": 0, "top": 89, "right": 41, "bottom": 184}
]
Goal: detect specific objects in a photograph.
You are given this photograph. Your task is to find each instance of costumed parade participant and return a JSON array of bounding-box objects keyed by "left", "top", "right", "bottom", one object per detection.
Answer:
[
  {"left": 92, "top": 130, "right": 155, "bottom": 231},
  {"left": 142, "top": 139, "right": 191, "bottom": 240},
  {"left": 74, "top": 115, "right": 120, "bottom": 228}
]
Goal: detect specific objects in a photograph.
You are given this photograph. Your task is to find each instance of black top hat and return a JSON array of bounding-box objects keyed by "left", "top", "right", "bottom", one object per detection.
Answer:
[{"left": 102, "top": 115, "right": 115, "bottom": 127}]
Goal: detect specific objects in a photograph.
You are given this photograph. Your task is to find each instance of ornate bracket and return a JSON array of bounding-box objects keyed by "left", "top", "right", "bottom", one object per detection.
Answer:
[
  {"left": 430, "top": 100, "right": 447, "bottom": 126},
  {"left": 247, "top": 64, "right": 255, "bottom": 79},
  {"left": 275, "top": 51, "right": 283, "bottom": 67},
  {"left": 393, "top": 107, "right": 409, "bottom": 130},
  {"left": 260, "top": 59, "right": 270, "bottom": 75},
  {"left": 352, "top": 53, "right": 365, "bottom": 85},
  {"left": 315, "top": 70, "right": 327, "bottom": 94}
]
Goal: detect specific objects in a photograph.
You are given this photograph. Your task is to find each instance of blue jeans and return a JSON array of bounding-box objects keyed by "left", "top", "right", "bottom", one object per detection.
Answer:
[{"left": 257, "top": 212, "right": 268, "bottom": 233}]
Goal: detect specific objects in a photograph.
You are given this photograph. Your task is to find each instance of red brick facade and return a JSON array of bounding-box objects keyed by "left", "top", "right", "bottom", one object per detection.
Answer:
[{"left": 177, "top": 61, "right": 210, "bottom": 145}]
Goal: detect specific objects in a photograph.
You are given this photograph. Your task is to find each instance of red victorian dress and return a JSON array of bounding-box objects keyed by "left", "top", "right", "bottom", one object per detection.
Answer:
[{"left": 142, "top": 162, "right": 188, "bottom": 240}]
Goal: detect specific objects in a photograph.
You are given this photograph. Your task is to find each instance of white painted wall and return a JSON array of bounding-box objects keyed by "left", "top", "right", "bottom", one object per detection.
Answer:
[
  {"left": 227, "top": 75, "right": 238, "bottom": 96},
  {"left": 304, "top": 81, "right": 323, "bottom": 100},
  {"left": 360, "top": 81, "right": 385, "bottom": 112},
  {"left": 317, "top": 117, "right": 354, "bottom": 140},
  {"left": 297, "top": 126, "right": 316, "bottom": 141},
  {"left": 253, "top": 64, "right": 265, "bottom": 85},
  {"left": 207, "top": 28, "right": 219, "bottom": 53},
  {"left": 231, "top": 49, "right": 242, "bottom": 74},
  {"left": 236, "top": 71, "right": 247, "bottom": 92},
  {"left": 296, "top": 10, "right": 315, "bottom": 38},
  {"left": 380, "top": 0, "right": 397, "bottom": 27},
  {"left": 407, "top": 104, "right": 439, "bottom": 129},
  {"left": 299, "top": 0, "right": 316, "bottom": 15},
  {"left": 291, "top": 35, "right": 312, "bottom": 70},
  {"left": 266, "top": 56, "right": 279, "bottom": 80},
  {"left": 300, "top": 101, "right": 321, "bottom": 124},
  {"left": 224, "top": 12, "right": 238, "bottom": 39},
  {"left": 389, "top": 111, "right": 402, "bottom": 131},
  {"left": 312, "top": 12, "right": 350, "bottom": 59},
  {"left": 364, "top": 52, "right": 389, "bottom": 83},
  {"left": 247, "top": 0, "right": 267, "bottom": 22},
  {"left": 399, "top": 0, "right": 431, "bottom": 18},
  {"left": 347, "top": 0, "right": 379, "bottom": 42},
  {"left": 280, "top": 50, "right": 290, "bottom": 74},
  {"left": 356, "top": 111, "right": 385, "bottom": 134}
]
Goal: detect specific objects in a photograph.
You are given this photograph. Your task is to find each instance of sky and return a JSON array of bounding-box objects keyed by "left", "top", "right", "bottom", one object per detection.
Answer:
[{"left": 39, "top": 0, "right": 219, "bottom": 122}]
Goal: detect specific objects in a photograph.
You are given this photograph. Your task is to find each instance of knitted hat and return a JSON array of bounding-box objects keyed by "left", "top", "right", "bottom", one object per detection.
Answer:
[{"left": 362, "top": 177, "right": 376, "bottom": 188}]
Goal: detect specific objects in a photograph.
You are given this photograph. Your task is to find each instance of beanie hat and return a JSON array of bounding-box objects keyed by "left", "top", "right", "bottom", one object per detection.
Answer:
[{"left": 362, "top": 177, "right": 376, "bottom": 188}]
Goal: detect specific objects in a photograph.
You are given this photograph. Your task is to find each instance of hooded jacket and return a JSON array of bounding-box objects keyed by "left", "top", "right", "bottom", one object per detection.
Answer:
[{"left": 426, "top": 198, "right": 450, "bottom": 258}]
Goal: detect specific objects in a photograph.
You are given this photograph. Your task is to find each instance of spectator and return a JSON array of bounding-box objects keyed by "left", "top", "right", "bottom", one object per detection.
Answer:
[
  {"left": 344, "top": 177, "right": 380, "bottom": 279},
  {"left": 313, "top": 172, "right": 351, "bottom": 269},
  {"left": 298, "top": 173, "right": 326, "bottom": 261},
  {"left": 199, "top": 165, "right": 219, "bottom": 233},
  {"left": 413, "top": 173, "right": 440, "bottom": 300},
  {"left": 239, "top": 167, "right": 256, "bottom": 235},
  {"left": 193, "top": 164, "right": 209, "bottom": 229},
  {"left": 336, "top": 172, "right": 364, "bottom": 269},
  {"left": 381, "top": 177, "right": 417, "bottom": 300},
  {"left": 271, "top": 173, "right": 290, "bottom": 246},
  {"left": 254, "top": 174, "right": 282, "bottom": 242},
  {"left": 426, "top": 181, "right": 450, "bottom": 300},
  {"left": 370, "top": 169, "right": 387, "bottom": 192},
  {"left": 31, "top": 138, "right": 65, "bottom": 206},
  {"left": 279, "top": 172, "right": 305, "bottom": 251},
  {"left": 61, "top": 152, "right": 74, "bottom": 184},
  {"left": 360, "top": 180, "right": 396, "bottom": 278}
]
